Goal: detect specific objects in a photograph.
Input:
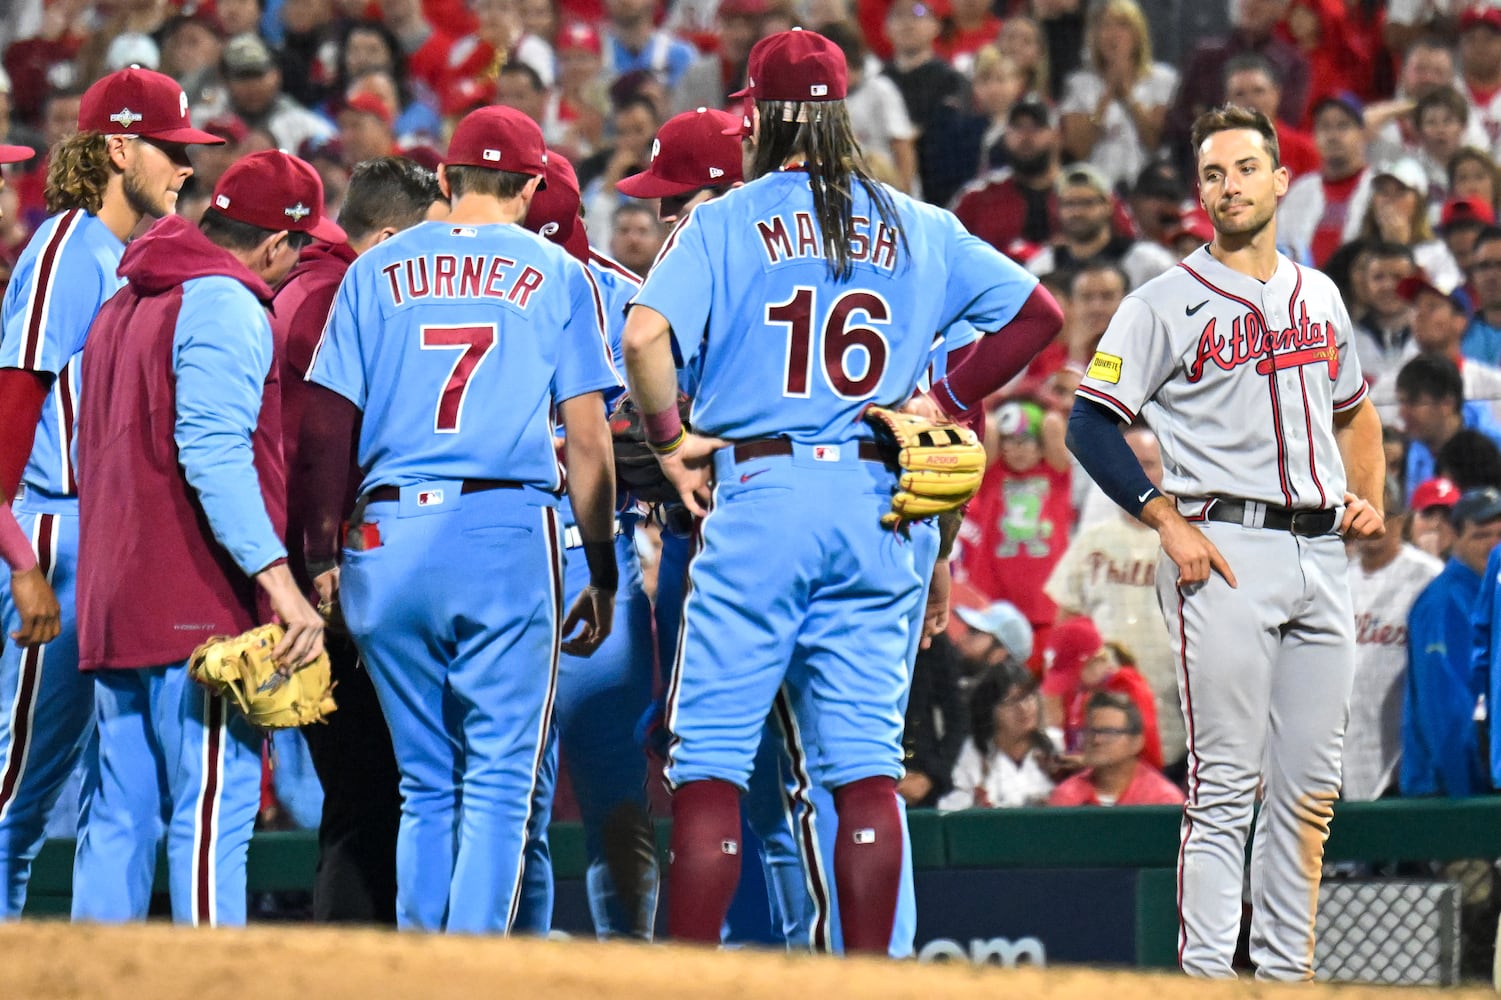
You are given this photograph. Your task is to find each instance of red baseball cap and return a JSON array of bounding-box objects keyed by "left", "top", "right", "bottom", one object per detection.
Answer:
[
  {"left": 1462, "top": 5, "right": 1501, "bottom": 32},
  {"left": 78, "top": 67, "right": 224, "bottom": 144},
  {"left": 340, "top": 92, "right": 394, "bottom": 127},
  {"left": 556, "top": 20, "right": 602, "bottom": 55},
  {"left": 211, "top": 150, "right": 346, "bottom": 243},
  {"left": 618, "top": 108, "right": 744, "bottom": 200},
  {"left": 1040, "top": 617, "right": 1105, "bottom": 697},
  {"left": 523, "top": 151, "right": 589, "bottom": 262},
  {"left": 446, "top": 106, "right": 548, "bottom": 185},
  {"left": 0, "top": 144, "right": 34, "bottom": 164},
  {"left": 203, "top": 112, "right": 248, "bottom": 145},
  {"left": 1411, "top": 477, "right": 1462, "bottom": 512},
  {"left": 1442, "top": 195, "right": 1495, "bottom": 229},
  {"left": 731, "top": 29, "right": 847, "bottom": 103},
  {"left": 1167, "top": 206, "right": 1214, "bottom": 245}
]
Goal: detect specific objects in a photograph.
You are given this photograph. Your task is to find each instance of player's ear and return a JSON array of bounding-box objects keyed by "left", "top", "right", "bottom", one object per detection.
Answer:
[
  {"left": 371, "top": 225, "right": 399, "bottom": 245},
  {"left": 106, "top": 135, "right": 132, "bottom": 171},
  {"left": 1273, "top": 164, "right": 1290, "bottom": 198}
]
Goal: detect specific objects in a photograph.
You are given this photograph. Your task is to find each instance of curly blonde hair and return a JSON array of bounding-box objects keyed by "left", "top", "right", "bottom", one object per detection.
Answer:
[{"left": 44, "top": 132, "right": 113, "bottom": 215}]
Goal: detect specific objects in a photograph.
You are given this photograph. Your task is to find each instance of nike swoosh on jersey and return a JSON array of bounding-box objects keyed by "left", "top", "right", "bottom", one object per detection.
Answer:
[
  {"left": 740, "top": 469, "right": 769, "bottom": 484},
  {"left": 1186, "top": 300, "right": 1209, "bottom": 316}
]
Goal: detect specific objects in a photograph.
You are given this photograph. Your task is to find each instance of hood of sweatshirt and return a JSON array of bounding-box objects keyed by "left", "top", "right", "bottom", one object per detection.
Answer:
[{"left": 117, "top": 214, "right": 275, "bottom": 303}]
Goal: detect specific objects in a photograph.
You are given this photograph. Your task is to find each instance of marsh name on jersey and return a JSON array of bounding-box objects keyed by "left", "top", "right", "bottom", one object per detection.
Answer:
[{"left": 756, "top": 212, "right": 899, "bottom": 271}]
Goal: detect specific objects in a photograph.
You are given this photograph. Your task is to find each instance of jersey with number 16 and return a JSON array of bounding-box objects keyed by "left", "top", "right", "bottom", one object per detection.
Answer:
[{"left": 633, "top": 172, "right": 1038, "bottom": 443}]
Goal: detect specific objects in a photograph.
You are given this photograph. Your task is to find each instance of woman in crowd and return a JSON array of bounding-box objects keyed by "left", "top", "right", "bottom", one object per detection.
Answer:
[
  {"left": 1059, "top": 0, "right": 1178, "bottom": 190},
  {"left": 938, "top": 663, "right": 1058, "bottom": 811}
]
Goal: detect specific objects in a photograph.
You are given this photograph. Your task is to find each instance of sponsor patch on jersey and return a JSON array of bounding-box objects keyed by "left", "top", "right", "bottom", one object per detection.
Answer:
[
  {"left": 812, "top": 444, "right": 841, "bottom": 462},
  {"left": 1086, "top": 351, "right": 1123, "bottom": 384}
]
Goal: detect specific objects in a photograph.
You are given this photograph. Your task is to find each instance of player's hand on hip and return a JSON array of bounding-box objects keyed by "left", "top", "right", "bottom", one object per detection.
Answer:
[
  {"left": 1157, "top": 516, "right": 1237, "bottom": 590},
  {"left": 561, "top": 585, "right": 615, "bottom": 657},
  {"left": 922, "top": 558, "right": 951, "bottom": 650},
  {"left": 901, "top": 394, "right": 946, "bottom": 423},
  {"left": 9, "top": 566, "right": 60, "bottom": 646},
  {"left": 1340, "top": 491, "right": 1385, "bottom": 539},
  {"left": 659, "top": 432, "right": 726, "bottom": 518}
]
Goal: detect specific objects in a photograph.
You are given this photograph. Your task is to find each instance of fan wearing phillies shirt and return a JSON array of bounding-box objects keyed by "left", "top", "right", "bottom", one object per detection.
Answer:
[
  {"left": 73, "top": 150, "right": 333, "bottom": 926},
  {"left": 273, "top": 155, "right": 448, "bottom": 925},
  {"left": 0, "top": 67, "right": 224, "bottom": 922}
]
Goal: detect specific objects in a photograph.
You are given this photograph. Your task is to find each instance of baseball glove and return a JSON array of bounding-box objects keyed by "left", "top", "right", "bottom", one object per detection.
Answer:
[
  {"left": 187, "top": 624, "right": 337, "bottom": 729},
  {"left": 609, "top": 392, "right": 693, "bottom": 505},
  {"left": 863, "top": 405, "right": 986, "bottom": 530}
]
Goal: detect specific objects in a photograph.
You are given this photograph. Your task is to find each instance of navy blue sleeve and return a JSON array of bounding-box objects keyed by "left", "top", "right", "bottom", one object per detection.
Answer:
[{"left": 1066, "top": 397, "right": 1160, "bottom": 518}]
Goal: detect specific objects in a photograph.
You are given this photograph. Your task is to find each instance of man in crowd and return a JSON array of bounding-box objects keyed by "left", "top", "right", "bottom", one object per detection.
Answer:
[
  {"left": 1405, "top": 487, "right": 1501, "bottom": 795},
  {"left": 207, "top": 33, "right": 333, "bottom": 155},
  {"left": 1354, "top": 242, "right": 1417, "bottom": 402},
  {"left": 1025, "top": 164, "right": 1174, "bottom": 290},
  {"left": 1464, "top": 227, "right": 1501, "bottom": 365},
  {"left": 1048, "top": 692, "right": 1185, "bottom": 807},
  {"left": 1279, "top": 93, "right": 1372, "bottom": 267},
  {"left": 1222, "top": 53, "right": 1319, "bottom": 180},
  {"left": 608, "top": 201, "right": 666, "bottom": 281},
  {"left": 1398, "top": 355, "right": 1501, "bottom": 500},
  {"left": 952, "top": 101, "right": 1061, "bottom": 252}
]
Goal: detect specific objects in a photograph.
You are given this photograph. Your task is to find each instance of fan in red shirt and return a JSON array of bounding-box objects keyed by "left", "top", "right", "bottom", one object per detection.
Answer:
[
  {"left": 936, "top": 0, "right": 1001, "bottom": 71},
  {"left": 956, "top": 400, "right": 1072, "bottom": 667},
  {"left": 1048, "top": 691, "right": 1184, "bottom": 807},
  {"left": 1039, "top": 616, "right": 1161, "bottom": 769}
]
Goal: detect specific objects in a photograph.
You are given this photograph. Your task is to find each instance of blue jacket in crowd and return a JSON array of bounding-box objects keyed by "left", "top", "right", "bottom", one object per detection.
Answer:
[{"left": 1403, "top": 557, "right": 1489, "bottom": 795}]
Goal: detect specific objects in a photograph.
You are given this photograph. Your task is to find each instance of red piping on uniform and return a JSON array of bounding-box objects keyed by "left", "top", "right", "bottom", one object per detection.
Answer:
[
  {"left": 195, "top": 694, "right": 224, "bottom": 925},
  {"left": 1076, "top": 384, "right": 1136, "bottom": 423},
  {"left": 1333, "top": 382, "right": 1368, "bottom": 412},
  {"left": 1175, "top": 586, "right": 1198, "bottom": 971},
  {"left": 1287, "top": 268, "right": 1328, "bottom": 507},
  {"left": 588, "top": 249, "right": 643, "bottom": 286},
  {"left": 22, "top": 210, "right": 80, "bottom": 371},
  {"left": 57, "top": 360, "right": 77, "bottom": 496},
  {"left": 773, "top": 691, "right": 832, "bottom": 952},
  {"left": 1178, "top": 262, "right": 1295, "bottom": 508},
  {"left": 0, "top": 513, "right": 54, "bottom": 819}
]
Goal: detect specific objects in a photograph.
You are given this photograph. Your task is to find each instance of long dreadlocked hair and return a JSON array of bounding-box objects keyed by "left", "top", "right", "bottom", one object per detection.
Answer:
[{"left": 749, "top": 98, "right": 908, "bottom": 281}]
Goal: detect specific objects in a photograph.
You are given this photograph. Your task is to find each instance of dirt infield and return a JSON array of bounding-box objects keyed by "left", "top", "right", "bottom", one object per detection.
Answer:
[{"left": 0, "top": 922, "right": 1492, "bottom": 1000}]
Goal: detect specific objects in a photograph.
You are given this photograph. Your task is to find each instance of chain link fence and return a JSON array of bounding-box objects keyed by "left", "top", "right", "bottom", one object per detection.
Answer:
[{"left": 1316, "top": 861, "right": 1500, "bottom": 986}]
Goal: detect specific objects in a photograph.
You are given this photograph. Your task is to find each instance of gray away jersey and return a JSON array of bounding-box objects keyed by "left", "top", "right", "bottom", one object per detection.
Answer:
[{"left": 1076, "top": 245, "right": 1368, "bottom": 510}]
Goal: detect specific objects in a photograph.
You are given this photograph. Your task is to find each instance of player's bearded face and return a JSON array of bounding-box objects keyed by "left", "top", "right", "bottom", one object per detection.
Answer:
[{"left": 123, "top": 139, "right": 193, "bottom": 219}]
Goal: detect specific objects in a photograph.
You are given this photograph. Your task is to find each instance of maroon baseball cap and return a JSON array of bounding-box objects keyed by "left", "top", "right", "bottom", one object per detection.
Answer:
[
  {"left": 1411, "top": 476, "right": 1461, "bottom": 513},
  {"left": 78, "top": 67, "right": 224, "bottom": 144},
  {"left": 618, "top": 108, "right": 744, "bottom": 199},
  {"left": 211, "top": 150, "right": 346, "bottom": 243},
  {"left": 1442, "top": 195, "right": 1495, "bottom": 229},
  {"left": 556, "top": 20, "right": 602, "bottom": 55},
  {"left": 446, "top": 106, "right": 548, "bottom": 186},
  {"left": 523, "top": 151, "right": 589, "bottom": 262},
  {"left": 0, "top": 144, "right": 34, "bottom": 164},
  {"left": 731, "top": 29, "right": 847, "bottom": 103}
]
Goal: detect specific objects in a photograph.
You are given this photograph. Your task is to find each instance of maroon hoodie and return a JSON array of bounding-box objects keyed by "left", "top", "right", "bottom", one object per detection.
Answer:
[
  {"left": 77, "top": 215, "right": 286, "bottom": 670},
  {"left": 271, "top": 239, "right": 360, "bottom": 589}
]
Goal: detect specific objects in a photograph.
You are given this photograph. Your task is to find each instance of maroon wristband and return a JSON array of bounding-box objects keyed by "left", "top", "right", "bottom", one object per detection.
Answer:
[{"left": 643, "top": 405, "right": 684, "bottom": 447}]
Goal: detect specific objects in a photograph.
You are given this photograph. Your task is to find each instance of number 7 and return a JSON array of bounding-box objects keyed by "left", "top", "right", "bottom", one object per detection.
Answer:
[{"left": 420, "top": 324, "right": 497, "bottom": 433}]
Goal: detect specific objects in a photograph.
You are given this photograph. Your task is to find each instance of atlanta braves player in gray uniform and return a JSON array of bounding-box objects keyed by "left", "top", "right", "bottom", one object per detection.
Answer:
[{"left": 1068, "top": 105, "right": 1385, "bottom": 981}]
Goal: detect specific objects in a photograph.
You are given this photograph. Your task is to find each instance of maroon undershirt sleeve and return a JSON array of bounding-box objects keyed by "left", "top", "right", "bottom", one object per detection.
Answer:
[
  {"left": 931, "top": 284, "right": 1065, "bottom": 421},
  {"left": 296, "top": 383, "right": 361, "bottom": 567},
  {"left": 0, "top": 368, "right": 52, "bottom": 500}
]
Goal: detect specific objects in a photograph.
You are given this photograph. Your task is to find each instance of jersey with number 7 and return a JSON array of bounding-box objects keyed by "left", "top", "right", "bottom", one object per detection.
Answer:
[
  {"left": 308, "top": 220, "right": 618, "bottom": 491},
  {"left": 633, "top": 173, "right": 1038, "bottom": 441}
]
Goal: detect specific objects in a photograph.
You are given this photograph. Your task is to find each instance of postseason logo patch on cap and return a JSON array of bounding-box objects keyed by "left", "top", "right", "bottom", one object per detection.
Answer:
[
  {"left": 284, "top": 202, "right": 311, "bottom": 222},
  {"left": 111, "top": 107, "right": 143, "bottom": 129}
]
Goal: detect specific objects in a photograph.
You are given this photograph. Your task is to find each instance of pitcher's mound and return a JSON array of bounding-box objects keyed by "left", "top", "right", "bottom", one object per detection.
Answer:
[{"left": 0, "top": 922, "right": 1485, "bottom": 999}]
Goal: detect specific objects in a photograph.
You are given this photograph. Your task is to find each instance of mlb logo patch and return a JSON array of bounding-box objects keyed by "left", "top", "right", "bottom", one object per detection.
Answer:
[
  {"left": 483, "top": 149, "right": 501, "bottom": 162},
  {"left": 812, "top": 445, "right": 841, "bottom": 462},
  {"left": 810, "top": 84, "right": 828, "bottom": 97},
  {"left": 417, "top": 489, "right": 445, "bottom": 507},
  {"left": 215, "top": 194, "right": 231, "bottom": 209}
]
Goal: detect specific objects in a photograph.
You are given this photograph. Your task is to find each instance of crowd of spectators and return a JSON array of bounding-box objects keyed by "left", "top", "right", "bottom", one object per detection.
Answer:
[{"left": 7, "top": 0, "right": 1501, "bottom": 820}]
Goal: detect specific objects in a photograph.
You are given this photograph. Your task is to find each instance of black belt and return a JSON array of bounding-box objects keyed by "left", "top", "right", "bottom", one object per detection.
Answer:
[
  {"left": 1201, "top": 499, "right": 1338, "bottom": 537},
  {"left": 364, "top": 478, "right": 525, "bottom": 503},
  {"left": 732, "top": 439, "right": 886, "bottom": 464}
]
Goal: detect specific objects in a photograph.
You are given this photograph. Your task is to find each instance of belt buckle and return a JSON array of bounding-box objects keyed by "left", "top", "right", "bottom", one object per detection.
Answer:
[{"left": 1289, "top": 510, "right": 1322, "bottom": 536}]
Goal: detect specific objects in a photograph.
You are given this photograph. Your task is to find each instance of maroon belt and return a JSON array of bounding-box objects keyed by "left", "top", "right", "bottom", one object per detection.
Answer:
[
  {"left": 732, "top": 439, "right": 887, "bottom": 464},
  {"left": 363, "top": 479, "right": 524, "bottom": 503}
]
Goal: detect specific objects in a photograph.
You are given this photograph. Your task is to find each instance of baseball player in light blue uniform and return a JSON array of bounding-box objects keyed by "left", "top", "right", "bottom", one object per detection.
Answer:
[
  {"left": 621, "top": 31, "right": 1058, "bottom": 951},
  {"left": 0, "top": 68, "right": 222, "bottom": 919},
  {"left": 512, "top": 151, "right": 657, "bottom": 939},
  {"left": 303, "top": 107, "right": 621, "bottom": 934}
]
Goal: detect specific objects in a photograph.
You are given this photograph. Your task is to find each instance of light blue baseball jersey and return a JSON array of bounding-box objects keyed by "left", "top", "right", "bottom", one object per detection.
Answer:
[
  {"left": 586, "top": 250, "right": 639, "bottom": 412},
  {"left": 309, "top": 221, "right": 620, "bottom": 493},
  {"left": 632, "top": 172, "right": 1038, "bottom": 442},
  {"left": 0, "top": 210, "right": 125, "bottom": 496}
]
